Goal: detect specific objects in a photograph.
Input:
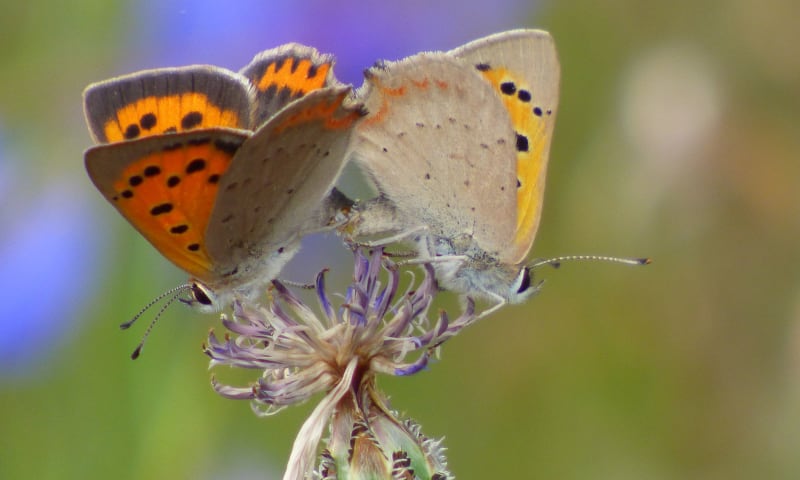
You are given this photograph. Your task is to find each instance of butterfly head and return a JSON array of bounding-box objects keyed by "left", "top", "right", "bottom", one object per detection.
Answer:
[
  {"left": 509, "top": 264, "right": 537, "bottom": 302},
  {"left": 430, "top": 247, "right": 541, "bottom": 305},
  {"left": 181, "top": 280, "right": 225, "bottom": 313}
]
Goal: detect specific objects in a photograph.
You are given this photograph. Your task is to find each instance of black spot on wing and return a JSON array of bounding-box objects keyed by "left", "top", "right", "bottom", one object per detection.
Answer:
[
  {"left": 214, "top": 139, "right": 241, "bottom": 155},
  {"left": 186, "top": 158, "right": 206, "bottom": 174},
  {"left": 140, "top": 113, "right": 157, "bottom": 130},
  {"left": 124, "top": 124, "right": 140, "bottom": 139},
  {"left": 181, "top": 111, "right": 203, "bottom": 130},
  {"left": 500, "top": 82, "right": 516, "bottom": 95},
  {"left": 516, "top": 133, "right": 529, "bottom": 152},
  {"left": 150, "top": 203, "right": 173, "bottom": 216}
]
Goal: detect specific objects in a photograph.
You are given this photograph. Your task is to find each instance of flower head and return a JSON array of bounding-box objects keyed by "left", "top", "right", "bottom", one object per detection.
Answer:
[{"left": 204, "top": 248, "right": 475, "bottom": 479}]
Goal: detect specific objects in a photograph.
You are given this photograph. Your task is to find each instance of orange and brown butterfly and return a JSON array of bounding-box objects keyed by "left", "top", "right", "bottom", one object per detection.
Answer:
[{"left": 84, "top": 44, "right": 364, "bottom": 325}]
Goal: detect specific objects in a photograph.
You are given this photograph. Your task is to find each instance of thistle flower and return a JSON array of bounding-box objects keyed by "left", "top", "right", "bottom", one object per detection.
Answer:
[{"left": 204, "top": 248, "right": 476, "bottom": 480}]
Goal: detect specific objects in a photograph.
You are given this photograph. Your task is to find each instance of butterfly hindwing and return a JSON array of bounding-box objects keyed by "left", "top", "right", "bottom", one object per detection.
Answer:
[
  {"left": 83, "top": 66, "right": 255, "bottom": 144},
  {"left": 450, "top": 29, "right": 560, "bottom": 264},
  {"left": 240, "top": 44, "right": 340, "bottom": 128},
  {"left": 206, "top": 86, "right": 364, "bottom": 272}
]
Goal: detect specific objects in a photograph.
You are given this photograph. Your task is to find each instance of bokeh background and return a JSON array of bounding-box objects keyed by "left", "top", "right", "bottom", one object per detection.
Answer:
[{"left": 1, "top": 0, "right": 798, "bottom": 478}]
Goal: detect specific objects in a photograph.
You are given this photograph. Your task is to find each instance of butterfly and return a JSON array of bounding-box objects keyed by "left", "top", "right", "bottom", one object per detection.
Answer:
[
  {"left": 84, "top": 44, "right": 364, "bottom": 317},
  {"left": 343, "top": 29, "right": 647, "bottom": 316}
]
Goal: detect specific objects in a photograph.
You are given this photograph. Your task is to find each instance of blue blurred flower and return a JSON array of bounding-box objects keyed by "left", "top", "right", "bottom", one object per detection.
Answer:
[
  {"left": 0, "top": 132, "right": 104, "bottom": 375},
  {"left": 132, "top": 0, "right": 539, "bottom": 82}
]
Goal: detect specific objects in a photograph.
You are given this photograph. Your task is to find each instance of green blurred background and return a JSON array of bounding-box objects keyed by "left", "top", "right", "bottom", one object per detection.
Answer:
[{"left": 1, "top": 0, "right": 798, "bottom": 478}]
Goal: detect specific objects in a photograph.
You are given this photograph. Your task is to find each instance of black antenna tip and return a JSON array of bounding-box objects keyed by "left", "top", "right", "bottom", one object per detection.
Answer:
[
  {"left": 122, "top": 284, "right": 191, "bottom": 360},
  {"left": 122, "top": 284, "right": 191, "bottom": 330}
]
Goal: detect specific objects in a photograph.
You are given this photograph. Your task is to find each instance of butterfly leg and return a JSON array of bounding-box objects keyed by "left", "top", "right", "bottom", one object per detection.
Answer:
[
  {"left": 396, "top": 254, "right": 467, "bottom": 267},
  {"left": 346, "top": 224, "right": 430, "bottom": 249},
  {"left": 473, "top": 292, "right": 509, "bottom": 321}
]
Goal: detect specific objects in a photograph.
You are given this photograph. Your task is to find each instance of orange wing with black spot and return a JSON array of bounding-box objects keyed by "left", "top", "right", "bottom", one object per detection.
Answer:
[
  {"left": 84, "top": 58, "right": 363, "bottom": 288},
  {"left": 83, "top": 65, "right": 255, "bottom": 143},
  {"left": 450, "top": 30, "right": 560, "bottom": 264},
  {"left": 83, "top": 66, "right": 254, "bottom": 282},
  {"left": 239, "top": 43, "right": 340, "bottom": 128},
  {"left": 85, "top": 129, "right": 248, "bottom": 282}
]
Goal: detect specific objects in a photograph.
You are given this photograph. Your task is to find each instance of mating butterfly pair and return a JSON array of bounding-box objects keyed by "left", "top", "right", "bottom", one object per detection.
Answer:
[{"left": 85, "top": 31, "right": 591, "bottom": 327}]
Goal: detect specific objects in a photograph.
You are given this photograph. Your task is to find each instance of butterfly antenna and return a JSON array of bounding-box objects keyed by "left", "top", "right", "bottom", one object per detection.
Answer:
[
  {"left": 120, "top": 284, "right": 191, "bottom": 330},
  {"left": 529, "top": 255, "right": 651, "bottom": 270},
  {"left": 130, "top": 287, "right": 188, "bottom": 360}
]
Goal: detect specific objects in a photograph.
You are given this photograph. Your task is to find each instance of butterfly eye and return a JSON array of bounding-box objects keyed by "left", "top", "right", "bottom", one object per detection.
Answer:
[
  {"left": 514, "top": 266, "right": 532, "bottom": 294},
  {"left": 191, "top": 282, "right": 213, "bottom": 306}
]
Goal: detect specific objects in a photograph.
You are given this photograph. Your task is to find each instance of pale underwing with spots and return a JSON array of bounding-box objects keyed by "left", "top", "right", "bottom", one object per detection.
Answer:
[
  {"left": 343, "top": 29, "right": 647, "bottom": 316},
  {"left": 341, "top": 29, "right": 561, "bottom": 314}
]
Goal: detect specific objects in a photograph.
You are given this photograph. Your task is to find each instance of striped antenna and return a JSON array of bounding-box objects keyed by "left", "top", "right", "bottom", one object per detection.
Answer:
[
  {"left": 529, "top": 255, "right": 651, "bottom": 270},
  {"left": 119, "top": 284, "right": 191, "bottom": 330},
  {"left": 128, "top": 285, "right": 192, "bottom": 360}
]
